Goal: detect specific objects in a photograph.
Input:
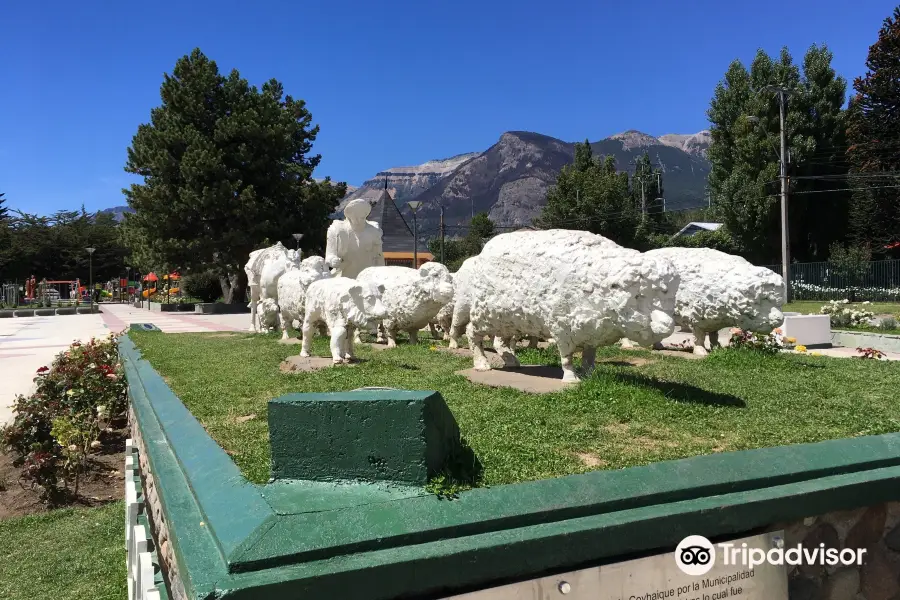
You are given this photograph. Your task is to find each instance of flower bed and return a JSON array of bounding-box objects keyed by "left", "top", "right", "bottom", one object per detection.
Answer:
[
  {"left": 1, "top": 334, "right": 128, "bottom": 503},
  {"left": 819, "top": 299, "right": 875, "bottom": 327},
  {"left": 793, "top": 280, "right": 900, "bottom": 302}
]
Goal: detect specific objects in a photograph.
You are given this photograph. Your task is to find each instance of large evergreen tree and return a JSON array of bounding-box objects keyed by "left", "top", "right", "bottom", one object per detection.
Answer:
[
  {"left": 0, "top": 208, "right": 128, "bottom": 283},
  {"left": 121, "top": 49, "right": 346, "bottom": 302},
  {"left": 538, "top": 142, "right": 640, "bottom": 246},
  {"left": 846, "top": 7, "right": 900, "bottom": 257},
  {"left": 707, "top": 45, "right": 848, "bottom": 263},
  {"left": 0, "top": 192, "right": 8, "bottom": 221}
]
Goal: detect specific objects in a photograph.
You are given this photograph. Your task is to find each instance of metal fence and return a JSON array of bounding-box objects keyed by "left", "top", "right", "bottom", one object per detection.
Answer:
[
  {"left": 763, "top": 259, "right": 900, "bottom": 302},
  {"left": 1, "top": 283, "right": 18, "bottom": 306}
]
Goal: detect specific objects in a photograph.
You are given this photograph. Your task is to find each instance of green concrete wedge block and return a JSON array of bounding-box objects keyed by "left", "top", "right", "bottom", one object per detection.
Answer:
[{"left": 268, "top": 390, "right": 461, "bottom": 485}]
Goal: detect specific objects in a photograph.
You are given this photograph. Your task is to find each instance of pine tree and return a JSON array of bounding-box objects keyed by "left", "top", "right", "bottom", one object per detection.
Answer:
[
  {"left": 0, "top": 192, "right": 8, "bottom": 222},
  {"left": 539, "top": 143, "right": 640, "bottom": 246},
  {"left": 121, "top": 49, "right": 346, "bottom": 302},
  {"left": 707, "top": 45, "right": 848, "bottom": 263},
  {"left": 846, "top": 7, "right": 900, "bottom": 257}
]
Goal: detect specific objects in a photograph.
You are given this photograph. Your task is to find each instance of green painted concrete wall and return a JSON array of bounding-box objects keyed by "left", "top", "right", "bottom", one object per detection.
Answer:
[
  {"left": 121, "top": 332, "right": 900, "bottom": 600},
  {"left": 269, "top": 390, "right": 461, "bottom": 485}
]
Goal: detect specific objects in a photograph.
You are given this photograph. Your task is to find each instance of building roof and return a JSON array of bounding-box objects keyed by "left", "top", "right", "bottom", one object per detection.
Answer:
[
  {"left": 672, "top": 222, "right": 723, "bottom": 238},
  {"left": 334, "top": 187, "right": 430, "bottom": 255}
]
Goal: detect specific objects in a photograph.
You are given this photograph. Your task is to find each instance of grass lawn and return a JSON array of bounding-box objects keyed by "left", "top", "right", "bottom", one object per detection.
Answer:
[
  {"left": 784, "top": 300, "right": 900, "bottom": 315},
  {"left": 0, "top": 502, "right": 125, "bottom": 600},
  {"left": 129, "top": 329, "right": 900, "bottom": 488}
]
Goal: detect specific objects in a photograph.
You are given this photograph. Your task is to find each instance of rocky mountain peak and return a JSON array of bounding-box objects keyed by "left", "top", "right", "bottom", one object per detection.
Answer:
[
  {"left": 658, "top": 130, "right": 711, "bottom": 157},
  {"left": 608, "top": 130, "right": 661, "bottom": 150}
]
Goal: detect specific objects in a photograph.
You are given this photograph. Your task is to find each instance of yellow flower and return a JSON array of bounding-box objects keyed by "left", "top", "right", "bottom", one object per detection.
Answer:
[
  {"left": 785, "top": 337, "right": 797, "bottom": 344},
  {"left": 810, "top": 351, "right": 821, "bottom": 356},
  {"left": 429, "top": 346, "right": 437, "bottom": 351},
  {"left": 795, "top": 345, "right": 807, "bottom": 353}
]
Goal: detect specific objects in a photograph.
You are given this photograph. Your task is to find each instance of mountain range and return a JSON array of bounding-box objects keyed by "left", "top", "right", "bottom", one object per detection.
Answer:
[
  {"left": 100, "top": 129, "right": 711, "bottom": 230},
  {"left": 339, "top": 129, "right": 711, "bottom": 232}
]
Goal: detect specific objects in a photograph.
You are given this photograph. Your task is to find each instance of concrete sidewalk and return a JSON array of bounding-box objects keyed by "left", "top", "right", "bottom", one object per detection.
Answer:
[
  {"left": 0, "top": 304, "right": 251, "bottom": 426},
  {"left": 0, "top": 314, "right": 109, "bottom": 426}
]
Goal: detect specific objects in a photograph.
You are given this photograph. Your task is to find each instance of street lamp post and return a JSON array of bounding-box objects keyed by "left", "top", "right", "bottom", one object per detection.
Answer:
[
  {"left": 292, "top": 233, "right": 303, "bottom": 251},
  {"left": 86, "top": 247, "right": 96, "bottom": 312},
  {"left": 407, "top": 201, "right": 423, "bottom": 267}
]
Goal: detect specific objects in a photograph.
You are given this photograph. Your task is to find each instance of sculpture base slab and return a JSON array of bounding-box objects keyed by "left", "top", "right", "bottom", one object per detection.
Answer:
[
  {"left": 653, "top": 349, "right": 706, "bottom": 360},
  {"left": 360, "top": 341, "right": 392, "bottom": 351},
  {"left": 278, "top": 337, "right": 302, "bottom": 345},
  {"left": 437, "top": 346, "right": 506, "bottom": 368},
  {"left": 456, "top": 366, "right": 574, "bottom": 394},
  {"left": 279, "top": 355, "right": 338, "bottom": 373}
]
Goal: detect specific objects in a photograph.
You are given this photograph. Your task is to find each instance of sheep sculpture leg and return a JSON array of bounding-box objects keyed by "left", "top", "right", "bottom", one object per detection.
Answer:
[
  {"left": 279, "top": 309, "right": 291, "bottom": 341},
  {"left": 708, "top": 330, "right": 721, "bottom": 350},
  {"left": 556, "top": 336, "right": 579, "bottom": 383},
  {"left": 581, "top": 346, "right": 596, "bottom": 377},
  {"left": 429, "top": 322, "right": 442, "bottom": 340},
  {"left": 299, "top": 312, "right": 315, "bottom": 358},
  {"left": 468, "top": 323, "right": 492, "bottom": 371},
  {"left": 448, "top": 307, "right": 468, "bottom": 349},
  {"left": 692, "top": 327, "right": 709, "bottom": 357},
  {"left": 329, "top": 325, "right": 349, "bottom": 364},
  {"left": 345, "top": 325, "right": 356, "bottom": 361},
  {"left": 248, "top": 286, "right": 260, "bottom": 332},
  {"left": 495, "top": 336, "right": 520, "bottom": 368},
  {"left": 384, "top": 321, "right": 398, "bottom": 348},
  {"left": 408, "top": 328, "right": 419, "bottom": 345}
]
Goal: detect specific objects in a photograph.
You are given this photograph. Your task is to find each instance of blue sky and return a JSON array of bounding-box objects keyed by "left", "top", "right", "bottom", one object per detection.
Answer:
[{"left": 0, "top": 0, "right": 894, "bottom": 215}]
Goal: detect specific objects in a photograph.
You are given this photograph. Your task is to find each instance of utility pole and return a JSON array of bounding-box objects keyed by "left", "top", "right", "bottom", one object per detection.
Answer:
[
  {"left": 762, "top": 85, "right": 793, "bottom": 302},
  {"left": 778, "top": 89, "right": 791, "bottom": 302},
  {"left": 657, "top": 173, "right": 663, "bottom": 212},
  {"left": 439, "top": 205, "right": 445, "bottom": 264},
  {"left": 640, "top": 176, "right": 646, "bottom": 217}
]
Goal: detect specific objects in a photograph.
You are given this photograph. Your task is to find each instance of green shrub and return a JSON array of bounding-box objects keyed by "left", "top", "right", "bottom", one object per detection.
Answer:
[{"left": 181, "top": 271, "right": 222, "bottom": 303}]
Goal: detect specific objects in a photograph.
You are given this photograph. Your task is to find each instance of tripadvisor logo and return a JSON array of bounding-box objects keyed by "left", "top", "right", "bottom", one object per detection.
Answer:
[
  {"left": 675, "top": 535, "right": 868, "bottom": 575},
  {"left": 676, "top": 536, "right": 716, "bottom": 576}
]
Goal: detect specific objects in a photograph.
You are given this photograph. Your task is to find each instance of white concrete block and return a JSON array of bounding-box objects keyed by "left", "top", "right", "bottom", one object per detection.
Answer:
[{"left": 782, "top": 314, "right": 831, "bottom": 346}]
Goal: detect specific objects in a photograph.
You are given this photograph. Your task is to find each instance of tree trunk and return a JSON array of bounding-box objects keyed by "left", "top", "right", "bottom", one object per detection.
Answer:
[{"left": 219, "top": 271, "right": 248, "bottom": 304}]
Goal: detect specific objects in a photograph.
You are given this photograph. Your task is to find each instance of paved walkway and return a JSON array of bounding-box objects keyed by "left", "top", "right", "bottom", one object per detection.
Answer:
[
  {"left": 97, "top": 303, "right": 249, "bottom": 333},
  {"left": 660, "top": 329, "right": 900, "bottom": 361},
  {"left": 0, "top": 305, "right": 251, "bottom": 426}
]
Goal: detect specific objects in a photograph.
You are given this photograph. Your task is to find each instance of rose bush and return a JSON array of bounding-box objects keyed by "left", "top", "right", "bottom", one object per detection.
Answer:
[
  {"left": 728, "top": 328, "right": 783, "bottom": 355},
  {"left": 0, "top": 333, "right": 127, "bottom": 502},
  {"left": 820, "top": 299, "right": 875, "bottom": 328}
]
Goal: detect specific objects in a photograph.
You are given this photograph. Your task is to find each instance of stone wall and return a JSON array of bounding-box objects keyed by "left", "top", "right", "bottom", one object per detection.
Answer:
[
  {"left": 776, "top": 502, "right": 900, "bottom": 600},
  {"left": 130, "top": 406, "right": 188, "bottom": 600}
]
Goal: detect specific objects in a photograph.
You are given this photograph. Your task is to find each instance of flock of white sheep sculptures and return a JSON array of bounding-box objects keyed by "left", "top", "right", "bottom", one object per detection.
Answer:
[{"left": 243, "top": 229, "right": 786, "bottom": 383}]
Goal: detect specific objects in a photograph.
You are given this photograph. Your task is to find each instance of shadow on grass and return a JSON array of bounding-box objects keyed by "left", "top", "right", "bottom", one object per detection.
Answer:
[
  {"left": 611, "top": 371, "right": 747, "bottom": 408},
  {"left": 427, "top": 437, "right": 484, "bottom": 499}
]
